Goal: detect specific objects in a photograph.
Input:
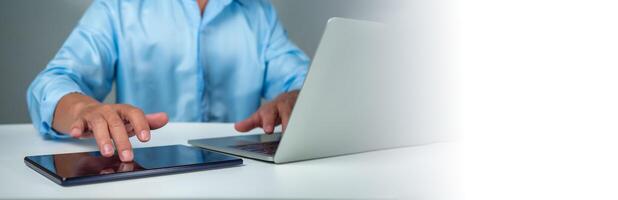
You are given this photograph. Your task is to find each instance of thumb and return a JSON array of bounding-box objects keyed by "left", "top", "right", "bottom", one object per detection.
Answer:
[
  {"left": 69, "top": 119, "right": 86, "bottom": 138},
  {"left": 146, "top": 112, "right": 169, "bottom": 130}
]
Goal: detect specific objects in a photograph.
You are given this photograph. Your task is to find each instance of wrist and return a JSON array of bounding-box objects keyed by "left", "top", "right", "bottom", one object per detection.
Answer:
[{"left": 53, "top": 93, "right": 99, "bottom": 133}]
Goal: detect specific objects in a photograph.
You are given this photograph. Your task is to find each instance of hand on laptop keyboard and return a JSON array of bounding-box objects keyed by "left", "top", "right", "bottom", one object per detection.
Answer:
[{"left": 234, "top": 90, "right": 299, "bottom": 134}]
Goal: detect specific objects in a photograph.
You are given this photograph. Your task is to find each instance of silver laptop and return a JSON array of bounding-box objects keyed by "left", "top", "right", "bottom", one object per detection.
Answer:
[{"left": 189, "top": 18, "right": 446, "bottom": 163}]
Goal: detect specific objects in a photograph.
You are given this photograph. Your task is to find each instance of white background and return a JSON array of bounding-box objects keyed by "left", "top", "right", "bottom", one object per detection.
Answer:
[{"left": 453, "top": 0, "right": 618, "bottom": 199}]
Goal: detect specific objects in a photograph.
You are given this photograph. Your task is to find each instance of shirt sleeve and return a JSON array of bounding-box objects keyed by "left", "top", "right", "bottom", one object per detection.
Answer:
[
  {"left": 260, "top": 1, "right": 310, "bottom": 101},
  {"left": 26, "top": 0, "right": 118, "bottom": 139}
]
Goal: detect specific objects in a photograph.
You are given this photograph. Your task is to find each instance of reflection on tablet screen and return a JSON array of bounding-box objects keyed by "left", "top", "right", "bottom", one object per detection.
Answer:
[{"left": 27, "top": 145, "right": 234, "bottom": 179}]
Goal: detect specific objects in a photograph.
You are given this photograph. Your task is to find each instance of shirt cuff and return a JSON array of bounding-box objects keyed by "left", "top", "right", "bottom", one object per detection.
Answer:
[
  {"left": 285, "top": 70, "right": 307, "bottom": 93},
  {"left": 39, "top": 81, "right": 84, "bottom": 139},
  {"left": 287, "top": 80, "right": 305, "bottom": 92}
]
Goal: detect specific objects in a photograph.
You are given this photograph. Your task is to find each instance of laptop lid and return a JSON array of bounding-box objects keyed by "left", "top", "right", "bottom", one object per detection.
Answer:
[{"left": 273, "top": 18, "right": 446, "bottom": 163}]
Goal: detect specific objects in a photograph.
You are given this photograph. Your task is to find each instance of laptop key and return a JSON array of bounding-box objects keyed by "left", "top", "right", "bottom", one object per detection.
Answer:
[{"left": 233, "top": 141, "right": 280, "bottom": 155}]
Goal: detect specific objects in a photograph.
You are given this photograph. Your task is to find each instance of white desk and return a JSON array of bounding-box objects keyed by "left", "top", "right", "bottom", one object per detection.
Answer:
[{"left": 0, "top": 123, "right": 455, "bottom": 199}]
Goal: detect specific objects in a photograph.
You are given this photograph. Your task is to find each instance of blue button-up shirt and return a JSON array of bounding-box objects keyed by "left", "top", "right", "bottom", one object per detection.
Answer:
[{"left": 27, "top": 0, "right": 309, "bottom": 139}]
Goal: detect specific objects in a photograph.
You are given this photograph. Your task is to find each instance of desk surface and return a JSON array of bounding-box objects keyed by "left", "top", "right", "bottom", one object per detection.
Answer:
[{"left": 0, "top": 123, "right": 455, "bottom": 199}]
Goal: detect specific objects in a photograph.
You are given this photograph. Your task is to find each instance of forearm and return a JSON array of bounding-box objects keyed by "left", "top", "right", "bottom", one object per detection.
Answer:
[{"left": 52, "top": 93, "right": 100, "bottom": 134}]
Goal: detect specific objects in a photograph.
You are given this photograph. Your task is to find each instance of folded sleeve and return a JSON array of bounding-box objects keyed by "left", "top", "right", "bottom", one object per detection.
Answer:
[
  {"left": 260, "top": 1, "right": 310, "bottom": 100},
  {"left": 26, "top": 0, "right": 118, "bottom": 139}
]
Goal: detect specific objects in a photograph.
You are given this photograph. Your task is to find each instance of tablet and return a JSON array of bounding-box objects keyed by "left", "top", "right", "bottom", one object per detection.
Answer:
[{"left": 24, "top": 145, "right": 242, "bottom": 186}]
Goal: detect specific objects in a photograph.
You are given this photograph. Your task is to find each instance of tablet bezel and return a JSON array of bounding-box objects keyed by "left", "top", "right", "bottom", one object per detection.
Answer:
[{"left": 24, "top": 145, "right": 243, "bottom": 186}]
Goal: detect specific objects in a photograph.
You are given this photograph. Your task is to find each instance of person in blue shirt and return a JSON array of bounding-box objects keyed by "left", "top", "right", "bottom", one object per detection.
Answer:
[{"left": 26, "top": 0, "right": 309, "bottom": 162}]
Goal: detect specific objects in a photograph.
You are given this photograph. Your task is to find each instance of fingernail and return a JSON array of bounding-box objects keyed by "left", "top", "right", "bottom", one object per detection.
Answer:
[
  {"left": 121, "top": 150, "right": 133, "bottom": 162},
  {"left": 140, "top": 130, "right": 150, "bottom": 141},
  {"left": 102, "top": 144, "right": 114, "bottom": 156},
  {"left": 265, "top": 125, "right": 273, "bottom": 133}
]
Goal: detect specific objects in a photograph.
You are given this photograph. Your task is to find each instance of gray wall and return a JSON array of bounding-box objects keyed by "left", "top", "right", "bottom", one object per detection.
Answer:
[
  {"left": 0, "top": 0, "right": 93, "bottom": 124},
  {"left": 0, "top": 0, "right": 399, "bottom": 124},
  {"left": 272, "top": 0, "right": 401, "bottom": 58}
]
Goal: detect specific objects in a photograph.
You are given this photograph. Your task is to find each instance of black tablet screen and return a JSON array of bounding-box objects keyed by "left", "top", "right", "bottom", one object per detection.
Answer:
[{"left": 26, "top": 145, "right": 238, "bottom": 179}]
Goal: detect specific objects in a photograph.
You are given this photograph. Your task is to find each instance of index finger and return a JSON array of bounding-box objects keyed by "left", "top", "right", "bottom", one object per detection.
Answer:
[
  {"left": 102, "top": 110, "right": 133, "bottom": 162},
  {"left": 117, "top": 105, "right": 150, "bottom": 142},
  {"left": 234, "top": 113, "right": 261, "bottom": 132}
]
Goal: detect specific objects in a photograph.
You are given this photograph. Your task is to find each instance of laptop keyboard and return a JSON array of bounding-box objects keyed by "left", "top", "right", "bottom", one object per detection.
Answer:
[{"left": 232, "top": 141, "right": 280, "bottom": 156}]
